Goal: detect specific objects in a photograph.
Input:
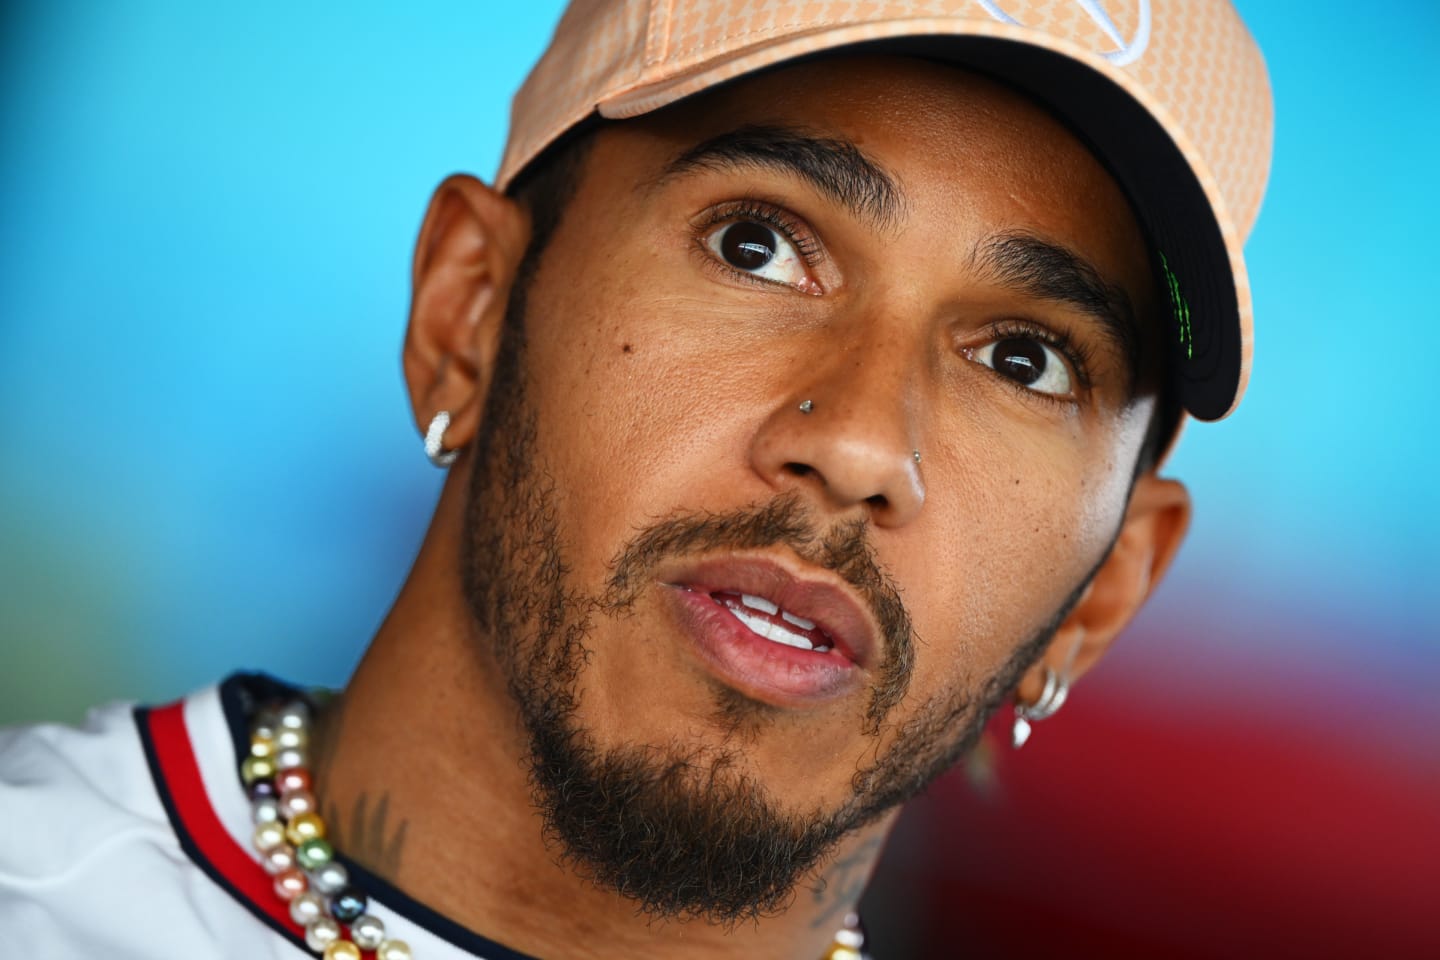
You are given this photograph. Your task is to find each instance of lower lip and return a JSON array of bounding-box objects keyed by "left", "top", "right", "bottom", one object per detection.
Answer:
[{"left": 663, "top": 585, "right": 864, "bottom": 707}]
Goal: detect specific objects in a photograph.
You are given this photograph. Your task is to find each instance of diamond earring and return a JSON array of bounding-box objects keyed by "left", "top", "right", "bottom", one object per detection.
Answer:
[{"left": 424, "top": 411, "right": 458, "bottom": 468}]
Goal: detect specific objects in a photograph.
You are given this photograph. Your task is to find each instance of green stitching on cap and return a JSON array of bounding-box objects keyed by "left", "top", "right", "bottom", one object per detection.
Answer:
[{"left": 1159, "top": 252, "right": 1193, "bottom": 360}]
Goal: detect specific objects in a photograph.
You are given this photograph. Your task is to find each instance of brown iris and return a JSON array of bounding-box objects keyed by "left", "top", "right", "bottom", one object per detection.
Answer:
[
  {"left": 719, "top": 222, "right": 777, "bottom": 270},
  {"left": 992, "top": 338, "right": 1047, "bottom": 386}
]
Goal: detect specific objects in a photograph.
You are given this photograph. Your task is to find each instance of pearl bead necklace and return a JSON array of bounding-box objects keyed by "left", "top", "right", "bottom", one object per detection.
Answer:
[
  {"left": 243, "top": 698, "right": 412, "bottom": 959},
  {"left": 242, "top": 696, "right": 867, "bottom": 960}
]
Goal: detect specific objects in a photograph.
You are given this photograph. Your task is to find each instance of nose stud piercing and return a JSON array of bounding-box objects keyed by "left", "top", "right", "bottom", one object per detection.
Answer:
[
  {"left": 424, "top": 411, "right": 458, "bottom": 468},
  {"left": 798, "top": 399, "right": 814, "bottom": 414},
  {"left": 913, "top": 450, "right": 922, "bottom": 464}
]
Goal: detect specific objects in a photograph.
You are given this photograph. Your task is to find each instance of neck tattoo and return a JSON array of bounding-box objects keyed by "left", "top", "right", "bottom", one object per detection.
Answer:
[{"left": 241, "top": 695, "right": 869, "bottom": 959}]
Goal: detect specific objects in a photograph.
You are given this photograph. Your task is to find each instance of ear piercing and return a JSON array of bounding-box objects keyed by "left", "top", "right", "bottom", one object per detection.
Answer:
[
  {"left": 913, "top": 450, "right": 922, "bottom": 464},
  {"left": 424, "top": 411, "right": 458, "bottom": 468},
  {"left": 1011, "top": 666, "right": 1069, "bottom": 749}
]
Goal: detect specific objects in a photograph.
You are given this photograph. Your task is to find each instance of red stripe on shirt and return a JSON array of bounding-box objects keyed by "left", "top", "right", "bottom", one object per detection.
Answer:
[{"left": 145, "top": 700, "right": 308, "bottom": 939}]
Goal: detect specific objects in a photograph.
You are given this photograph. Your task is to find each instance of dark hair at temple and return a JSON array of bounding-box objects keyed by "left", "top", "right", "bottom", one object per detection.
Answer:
[{"left": 503, "top": 117, "right": 604, "bottom": 274}]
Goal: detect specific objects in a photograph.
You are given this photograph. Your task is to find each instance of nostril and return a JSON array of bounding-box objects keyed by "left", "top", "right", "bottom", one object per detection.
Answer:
[
  {"left": 783, "top": 462, "right": 814, "bottom": 479},
  {"left": 865, "top": 493, "right": 888, "bottom": 510}
]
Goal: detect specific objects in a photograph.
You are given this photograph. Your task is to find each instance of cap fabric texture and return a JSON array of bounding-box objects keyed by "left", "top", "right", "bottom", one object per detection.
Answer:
[{"left": 498, "top": 0, "right": 1273, "bottom": 421}]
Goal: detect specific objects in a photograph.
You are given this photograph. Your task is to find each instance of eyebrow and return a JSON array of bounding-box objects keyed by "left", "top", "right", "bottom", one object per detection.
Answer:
[
  {"left": 658, "top": 124, "right": 904, "bottom": 231},
  {"left": 970, "top": 233, "right": 1143, "bottom": 388}
]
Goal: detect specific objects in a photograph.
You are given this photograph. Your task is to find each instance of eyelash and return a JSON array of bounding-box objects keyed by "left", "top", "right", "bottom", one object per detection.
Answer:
[
  {"left": 983, "top": 318, "right": 1095, "bottom": 399},
  {"left": 694, "top": 199, "right": 822, "bottom": 282}
]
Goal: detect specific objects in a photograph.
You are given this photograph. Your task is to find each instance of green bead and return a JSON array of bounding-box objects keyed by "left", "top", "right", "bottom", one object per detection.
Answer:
[
  {"left": 241, "top": 754, "right": 276, "bottom": 785},
  {"left": 296, "top": 837, "right": 334, "bottom": 870}
]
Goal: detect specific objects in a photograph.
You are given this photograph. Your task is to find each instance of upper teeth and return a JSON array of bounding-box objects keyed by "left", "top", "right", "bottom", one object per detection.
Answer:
[
  {"left": 729, "top": 607, "right": 818, "bottom": 651},
  {"left": 724, "top": 594, "right": 828, "bottom": 652},
  {"left": 781, "top": 610, "right": 816, "bottom": 630},
  {"left": 740, "top": 593, "right": 816, "bottom": 630},
  {"left": 740, "top": 593, "right": 778, "bottom": 615}
]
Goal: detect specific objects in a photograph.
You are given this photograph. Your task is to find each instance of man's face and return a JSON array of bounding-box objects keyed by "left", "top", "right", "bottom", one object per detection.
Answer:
[{"left": 463, "top": 56, "right": 1158, "bottom": 919}]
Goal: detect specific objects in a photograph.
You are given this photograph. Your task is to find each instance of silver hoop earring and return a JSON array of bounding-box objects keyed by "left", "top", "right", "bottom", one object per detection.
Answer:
[
  {"left": 1011, "top": 666, "right": 1069, "bottom": 749},
  {"left": 424, "top": 411, "right": 458, "bottom": 468}
]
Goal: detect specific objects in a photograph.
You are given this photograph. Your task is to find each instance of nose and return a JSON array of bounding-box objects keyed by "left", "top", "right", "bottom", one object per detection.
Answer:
[{"left": 748, "top": 339, "right": 926, "bottom": 528}]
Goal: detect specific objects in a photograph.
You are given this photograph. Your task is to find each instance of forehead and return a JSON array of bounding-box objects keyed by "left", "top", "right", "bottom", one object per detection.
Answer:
[
  {"left": 670, "top": 54, "right": 1081, "bottom": 174},
  {"left": 594, "top": 54, "right": 1153, "bottom": 305}
]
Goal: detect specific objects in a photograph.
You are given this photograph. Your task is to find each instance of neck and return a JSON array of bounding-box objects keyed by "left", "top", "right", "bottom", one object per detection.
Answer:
[{"left": 310, "top": 474, "right": 890, "bottom": 959}]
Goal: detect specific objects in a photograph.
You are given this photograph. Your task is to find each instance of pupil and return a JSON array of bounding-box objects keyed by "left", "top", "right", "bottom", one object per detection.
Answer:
[
  {"left": 995, "top": 338, "right": 1046, "bottom": 385},
  {"left": 721, "top": 222, "right": 776, "bottom": 270}
]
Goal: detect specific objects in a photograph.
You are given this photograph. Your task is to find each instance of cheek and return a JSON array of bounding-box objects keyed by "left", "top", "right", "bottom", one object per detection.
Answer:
[
  {"left": 519, "top": 257, "right": 790, "bottom": 589},
  {"left": 886, "top": 420, "right": 1135, "bottom": 693}
]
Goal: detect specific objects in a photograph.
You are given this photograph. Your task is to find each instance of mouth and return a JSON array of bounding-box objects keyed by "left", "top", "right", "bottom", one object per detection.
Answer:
[{"left": 657, "top": 555, "right": 879, "bottom": 708}]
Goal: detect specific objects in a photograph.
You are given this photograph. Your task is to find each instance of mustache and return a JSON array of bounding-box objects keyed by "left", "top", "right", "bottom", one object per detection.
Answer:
[{"left": 602, "top": 491, "right": 915, "bottom": 731}]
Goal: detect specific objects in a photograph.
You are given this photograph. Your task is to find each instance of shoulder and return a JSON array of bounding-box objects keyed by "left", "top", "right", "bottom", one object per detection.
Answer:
[
  {"left": 0, "top": 699, "right": 170, "bottom": 951},
  {"left": 0, "top": 698, "right": 164, "bottom": 873},
  {"left": 0, "top": 685, "right": 302, "bottom": 957}
]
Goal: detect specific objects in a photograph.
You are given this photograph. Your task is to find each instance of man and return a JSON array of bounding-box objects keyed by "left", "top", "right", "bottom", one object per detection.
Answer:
[{"left": 0, "top": 1, "right": 1271, "bottom": 957}]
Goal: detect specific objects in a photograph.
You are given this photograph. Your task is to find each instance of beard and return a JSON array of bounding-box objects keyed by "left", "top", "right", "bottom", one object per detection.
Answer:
[{"left": 459, "top": 281, "right": 1066, "bottom": 923}]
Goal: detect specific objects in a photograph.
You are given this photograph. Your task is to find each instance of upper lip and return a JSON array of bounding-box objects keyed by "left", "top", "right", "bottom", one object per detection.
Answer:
[{"left": 656, "top": 552, "right": 881, "bottom": 669}]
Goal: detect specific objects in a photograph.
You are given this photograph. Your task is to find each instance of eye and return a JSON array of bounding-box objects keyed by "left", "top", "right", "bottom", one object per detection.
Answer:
[
  {"left": 704, "top": 219, "right": 811, "bottom": 289},
  {"left": 972, "top": 336, "right": 1074, "bottom": 396}
]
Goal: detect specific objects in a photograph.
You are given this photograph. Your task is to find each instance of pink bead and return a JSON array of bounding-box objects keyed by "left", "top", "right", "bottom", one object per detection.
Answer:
[
  {"left": 280, "top": 788, "right": 316, "bottom": 818},
  {"left": 274, "top": 866, "right": 308, "bottom": 901},
  {"left": 262, "top": 843, "right": 296, "bottom": 875},
  {"left": 276, "top": 768, "right": 312, "bottom": 794}
]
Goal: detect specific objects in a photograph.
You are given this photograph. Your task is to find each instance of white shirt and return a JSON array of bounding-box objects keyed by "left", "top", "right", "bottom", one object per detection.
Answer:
[{"left": 0, "top": 674, "right": 534, "bottom": 959}]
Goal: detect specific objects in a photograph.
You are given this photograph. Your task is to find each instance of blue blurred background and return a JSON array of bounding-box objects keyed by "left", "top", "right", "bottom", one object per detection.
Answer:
[{"left": 2, "top": 2, "right": 1436, "bottom": 957}]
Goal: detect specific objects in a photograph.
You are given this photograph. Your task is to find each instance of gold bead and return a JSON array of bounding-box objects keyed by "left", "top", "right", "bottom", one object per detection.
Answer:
[
  {"left": 286, "top": 811, "right": 326, "bottom": 845},
  {"left": 825, "top": 949, "right": 863, "bottom": 960},
  {"left": 240, "top": 755, "right": 276, "bottom": 785},
  {"left": 252, "top": 820, "right": 286, "bottom": 852},
  {"left": 250, "top": 736, "right": 275, "bottom": 758},
  {"left": 322, "top": 940, "right": 362, "bottom": 960},
  {"left": 377, "top": 940, "right": 413, "bottom": 960}
]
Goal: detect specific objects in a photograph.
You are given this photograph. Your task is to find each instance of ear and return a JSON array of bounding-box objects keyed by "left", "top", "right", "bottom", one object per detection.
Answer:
[
  {"left": 1016, "top": 473, "right": 1191, "bottom": 704},
  {"left": 402, "top": 174, "right": 530, "bottom": 460}
]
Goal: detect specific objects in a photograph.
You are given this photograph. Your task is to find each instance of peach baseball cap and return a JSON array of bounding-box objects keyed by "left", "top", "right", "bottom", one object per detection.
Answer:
[{"left": 497, "top": 0, "right": 1273, "bottom": 421}]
